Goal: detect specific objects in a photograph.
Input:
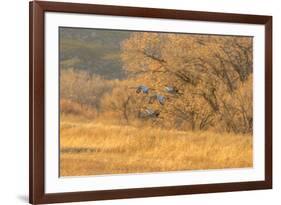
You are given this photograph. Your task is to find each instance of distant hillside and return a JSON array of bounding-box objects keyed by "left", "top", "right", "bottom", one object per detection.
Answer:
[{"left": 59, "top": 27, "right": 131, "bottom": 79}]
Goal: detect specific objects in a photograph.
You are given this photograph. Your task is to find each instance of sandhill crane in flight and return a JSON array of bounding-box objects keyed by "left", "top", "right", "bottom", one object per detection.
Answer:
[
  {"left": 164, "top": 85, "right": 181, "bottom": 95},
  {"left": 130, "top": 85, "right": 151, "bottom": 94},
  {"left": 149, "top": 94, "right": 166, "bottom": 105},
  {"left": 139, "top": 108, "right": 160, "bottom": 118}
]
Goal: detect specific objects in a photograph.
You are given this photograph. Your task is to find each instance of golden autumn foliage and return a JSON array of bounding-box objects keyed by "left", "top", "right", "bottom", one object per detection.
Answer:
[
  {"left": 60, "top": 32, "right": 253, "bottom": 133},
  {"left": 120, "top": 33, "right": 253, "bottom": 133},
  {"left": 60, "top": 69, "right": 115, "bottom": 110},
  {"left": 60, "top": 31, "right": 253, "bottom": 176}
]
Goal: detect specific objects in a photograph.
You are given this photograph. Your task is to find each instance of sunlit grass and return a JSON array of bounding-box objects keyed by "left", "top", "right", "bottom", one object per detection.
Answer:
[{"left": 60, "top": 115, "right": 253, "bottom": 176}]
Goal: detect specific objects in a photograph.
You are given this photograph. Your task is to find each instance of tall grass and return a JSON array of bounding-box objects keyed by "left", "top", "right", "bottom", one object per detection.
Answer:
[{"left": 60, "top": 117, "right": 252, "bottom": 176}]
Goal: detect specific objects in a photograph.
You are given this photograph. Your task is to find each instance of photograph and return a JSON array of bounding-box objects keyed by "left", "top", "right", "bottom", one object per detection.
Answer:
[
  {"left": 29, "top": 1, "right": 272, "bottom": 203},
  {"left": 59, "top": 27, "right": 253, "bottom": 177}
]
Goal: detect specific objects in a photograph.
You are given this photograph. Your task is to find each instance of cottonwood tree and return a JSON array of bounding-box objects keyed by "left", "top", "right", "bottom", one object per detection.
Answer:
[{"left": 120, "top": 32, "right": 253, "bottom": 133}]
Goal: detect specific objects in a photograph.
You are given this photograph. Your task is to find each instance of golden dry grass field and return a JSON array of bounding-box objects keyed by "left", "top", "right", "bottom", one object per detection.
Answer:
[{"left": 60, "top": 115, "right": 253, "bottom": 176}]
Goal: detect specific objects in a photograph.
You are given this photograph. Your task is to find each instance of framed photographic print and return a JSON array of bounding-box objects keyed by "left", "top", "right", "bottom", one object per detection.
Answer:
[{"left": 29, "top": 1, "right": 272, "bottom": 204}]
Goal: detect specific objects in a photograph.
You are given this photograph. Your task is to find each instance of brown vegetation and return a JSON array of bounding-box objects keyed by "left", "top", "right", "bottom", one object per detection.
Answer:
[
  {"left": 121, "top": 33, "right": 253, "bottom": 133},
  {"left": 60, "top": 117, "right": 252, "bottom": 176},
  {"left": 60, "top": 32, "right": 253, "bottom": 176}
]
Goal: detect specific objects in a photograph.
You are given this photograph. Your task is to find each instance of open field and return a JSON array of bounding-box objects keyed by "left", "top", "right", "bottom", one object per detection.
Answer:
[{"left": 60, "top": 115, "right": 253, "bottom": 176}]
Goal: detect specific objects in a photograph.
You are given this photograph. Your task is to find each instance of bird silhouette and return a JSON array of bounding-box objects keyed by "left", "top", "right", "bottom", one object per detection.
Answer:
[
  {"left": 139, "top": 108, "right": 160, "bottom": 118},
  {"left": 130, "top": 85, "right": 150, "bottom": 94},
  {"left": 164, "top": 85, "right": 181, "bottom": 95},
  {"left": 148, "top": 94, "right": 166, "bottom": 105}
]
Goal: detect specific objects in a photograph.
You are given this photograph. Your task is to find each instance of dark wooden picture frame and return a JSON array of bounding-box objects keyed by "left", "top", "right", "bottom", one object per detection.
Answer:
[{"left": 29, "top": 1, "right": 272, "bottom": 204}]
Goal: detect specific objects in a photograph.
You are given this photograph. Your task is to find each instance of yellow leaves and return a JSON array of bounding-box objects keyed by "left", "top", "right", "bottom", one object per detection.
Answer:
[
  {"left": 120, "top": 31, "right": 253, "bottom": 133},
  {"left": 61, "top": 31, "right": 253, "bottom": 133},
  {"left": 121, "top": 32, "right": 166, "bottom": 74}
]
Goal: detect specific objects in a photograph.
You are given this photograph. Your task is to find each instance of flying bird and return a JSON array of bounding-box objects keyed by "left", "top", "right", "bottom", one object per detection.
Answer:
[
  {"left": 130, "top": 85, "right": 150, "bottom": 94},
  {"left": 149, "top": 94, "right": 166, "bottom": 105},
  {"left": 139, "top": 108, "right": 160, "bottom": 118},
  {"left": 164, "top": 85, "right": 181, "bottom": 95}
]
